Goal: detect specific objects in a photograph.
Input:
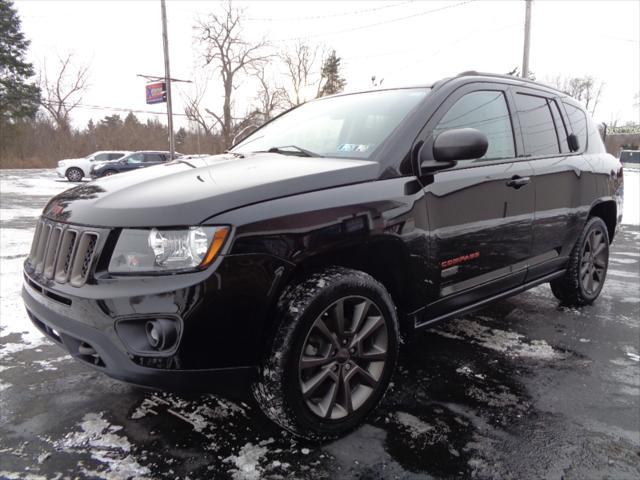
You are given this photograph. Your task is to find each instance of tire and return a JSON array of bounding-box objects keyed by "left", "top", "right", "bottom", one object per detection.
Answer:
[
  {"left": 65, "top": 167, "right": 84, "bottom": 182},
  {"left": 550, "top": 216, "right": 610, "bottom": 306},
  {"left": 253, "top": 267, "right": 399, "bottom": 440}
]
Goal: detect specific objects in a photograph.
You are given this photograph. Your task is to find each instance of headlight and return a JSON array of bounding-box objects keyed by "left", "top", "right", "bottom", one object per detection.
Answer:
[{"left": 108, "top": 226, "right": 230, "bottom": 274}]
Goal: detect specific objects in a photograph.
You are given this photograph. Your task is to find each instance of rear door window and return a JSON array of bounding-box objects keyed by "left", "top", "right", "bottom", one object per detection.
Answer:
[
  {"left": 433, "top": 90, "right": 515, "bottom": 160},
  {"left": 563, "top": 103, "right": 588, "bottom": 152},
  {"left": 548, "top": 100, "right": 569, "bottom": 153},
  {"left": 514, "top": 93, "right": 560, "bottom": 157},
  {"left": 108, "top": 153, "right": 124, "bottom": 160},
  {"left": 144, "top": 153, "right": 164, "bottom": 162}
]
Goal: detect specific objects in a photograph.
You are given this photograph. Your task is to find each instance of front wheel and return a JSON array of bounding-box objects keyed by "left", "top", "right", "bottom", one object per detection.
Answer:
[
  {"left": 253, "top": 267, "right": 399, "bottom": 440},
  {"left": 550, "top": 216, "right": 610, "bottom": 306}
]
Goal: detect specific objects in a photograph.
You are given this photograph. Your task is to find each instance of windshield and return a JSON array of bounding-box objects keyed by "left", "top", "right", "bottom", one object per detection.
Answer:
[{"left": 233, "top": 88, "right": 429, "bottom": 159}]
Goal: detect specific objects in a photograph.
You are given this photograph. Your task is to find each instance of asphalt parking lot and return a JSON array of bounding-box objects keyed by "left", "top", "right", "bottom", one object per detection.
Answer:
[{"left": 1, "top": 169, "right": 639, "bottom": 480}]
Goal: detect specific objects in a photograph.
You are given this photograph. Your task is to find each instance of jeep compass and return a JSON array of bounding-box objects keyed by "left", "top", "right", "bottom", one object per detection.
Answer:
[{"left": 23, "top": 72, "right": 623, "bottom": 439}]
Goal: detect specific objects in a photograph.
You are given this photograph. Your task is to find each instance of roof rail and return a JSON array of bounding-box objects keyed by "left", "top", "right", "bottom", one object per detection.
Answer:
[{"left": 454, "top": 70, "right": 565, "bottom": 95}]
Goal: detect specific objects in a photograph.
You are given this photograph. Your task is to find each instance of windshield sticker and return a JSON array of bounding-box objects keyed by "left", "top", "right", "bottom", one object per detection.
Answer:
[{"left": 337, "top": 144, "right": 372, "bottom": 152}]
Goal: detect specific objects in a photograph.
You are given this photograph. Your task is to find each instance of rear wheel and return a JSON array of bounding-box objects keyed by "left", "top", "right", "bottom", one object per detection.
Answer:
[
  {"left": 550, "top": 216, "right": 610, "bottom": 306},
  {"left": 253, "top": 267, "right": 399, "bottom": 440},
  {"left": 65, "top": 167, "right": 83, "bottom": 182}
]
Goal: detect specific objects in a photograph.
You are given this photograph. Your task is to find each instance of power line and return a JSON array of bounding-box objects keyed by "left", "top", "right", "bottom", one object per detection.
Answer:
[
  {"left": 245, "top": 1, "right": 415, "bottom": 22},
  {"left": 40, "top": 100, "right": 190, "bottom": 117},
  {"left": 271, "top": 0, "right": 476, "bottom": 43}
]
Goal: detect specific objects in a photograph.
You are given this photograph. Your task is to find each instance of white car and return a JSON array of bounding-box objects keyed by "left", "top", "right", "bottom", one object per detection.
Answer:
[{"left": 56, "top": 151, "right": 130, "bottom": 182}]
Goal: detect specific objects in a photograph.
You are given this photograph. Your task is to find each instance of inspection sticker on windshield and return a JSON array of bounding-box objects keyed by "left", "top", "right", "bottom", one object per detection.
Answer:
[{"left": 337, "top": 143, "right": 371, "bottom": 152}]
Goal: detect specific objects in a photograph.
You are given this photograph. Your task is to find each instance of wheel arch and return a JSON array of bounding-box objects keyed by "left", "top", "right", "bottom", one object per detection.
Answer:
[
  {"left": 276, "top": 236, "right": 418, "bottom": 324},
  {"left": 588, "top": 199, "right": 617, "bottom": 243}
]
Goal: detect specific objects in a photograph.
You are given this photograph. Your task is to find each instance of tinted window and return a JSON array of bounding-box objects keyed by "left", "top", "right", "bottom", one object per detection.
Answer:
[
  {"left": 563, "top": 103, "right": 588, "bottom": 152},
  {"left": 144, "top": 153, "right": 164, "bottom": 162},
  {"left": 549, "top": 100, "right": 569, "bottom": 153},
  {"left": 515, "top": 93, "right": 559, "bottom": 156},
  {"left": 108, "top": 153, "right": 124, "bottom": 160},
  {"left": 434, "top": 90, "right": 515, "bottom": 160},
  {"left": 93, "top": 153, "right": 109, "bottom": 161},
  {"left": 126, "top": 154, "right": 144, "bottom": 164}
]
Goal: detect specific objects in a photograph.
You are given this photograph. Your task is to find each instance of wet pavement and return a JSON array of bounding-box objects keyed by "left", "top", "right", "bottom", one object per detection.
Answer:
[{"left": 1, "top": 169, "right": 639, "bottom": 479}]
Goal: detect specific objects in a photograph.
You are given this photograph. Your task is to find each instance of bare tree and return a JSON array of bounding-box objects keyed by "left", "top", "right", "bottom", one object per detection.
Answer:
[
  {"left": 39, "top": 54, "right": 90, "bottom": 131},
  {"left": 195, "top": 0, "right": 270, "bottom": 148},
  {"left": 252, "top": 65, "right": 288, "bottom": 122},
  {"left": 183, "top": 79, "right": 216, "bottom": 136},
  {"left": 549, "top": 75, "right": 605, "bottom": 117},
  {"left": 280, "top": 41, "right": 319, "bottom": 107}
]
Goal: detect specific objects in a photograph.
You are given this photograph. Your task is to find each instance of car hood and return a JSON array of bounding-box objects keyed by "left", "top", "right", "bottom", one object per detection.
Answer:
[
  {"left": 43, "top": 153, "right": 379, "bottom": 227},
  {"left": 58, "top": 157, "right": 84, "bottom": 165}
]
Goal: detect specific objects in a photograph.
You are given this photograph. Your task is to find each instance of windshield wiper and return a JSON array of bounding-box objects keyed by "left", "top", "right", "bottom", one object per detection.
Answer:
[{"left": 263, "top": 145, "right": 323, "bottom": 158}]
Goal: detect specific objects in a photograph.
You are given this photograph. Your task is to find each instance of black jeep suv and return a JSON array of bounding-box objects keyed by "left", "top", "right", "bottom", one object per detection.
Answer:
[{"left": 23, "top": 72, "right": 623, "bottom": 439}]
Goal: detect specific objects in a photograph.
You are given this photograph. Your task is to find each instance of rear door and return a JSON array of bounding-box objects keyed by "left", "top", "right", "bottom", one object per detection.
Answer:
[
  {"left": 511, "top": 89, "right": 591, "bottom": 280},
  {"left": 418, "top": 84, "right": 535, "bottom": 321}
]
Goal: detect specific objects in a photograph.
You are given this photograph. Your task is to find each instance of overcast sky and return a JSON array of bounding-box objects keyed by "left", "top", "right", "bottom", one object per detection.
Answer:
[{"left": 15, "top": 0, "right": 640, "bottom": 130}]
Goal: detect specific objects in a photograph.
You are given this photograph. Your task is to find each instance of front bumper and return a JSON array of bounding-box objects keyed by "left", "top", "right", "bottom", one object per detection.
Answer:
[
  {"left": 22, "top": 269, "right": 263, "bottom": 399},
  {"left": 56, "top": 166, "right": 65, "bottom": 178}
]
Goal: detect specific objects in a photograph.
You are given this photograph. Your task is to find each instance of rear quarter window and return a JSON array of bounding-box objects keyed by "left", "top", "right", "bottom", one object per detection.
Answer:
[
  {"left": 514, "top": 93, "right": 560, "bottom": 157},
  {"left": 563, "top": 103, "right": 588, "bottom": 152}
]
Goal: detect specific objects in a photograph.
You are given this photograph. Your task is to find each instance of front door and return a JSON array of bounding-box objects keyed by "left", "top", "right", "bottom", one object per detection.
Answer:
[{"left": 416, "top": 86, "right": 535, "bottom": 323}]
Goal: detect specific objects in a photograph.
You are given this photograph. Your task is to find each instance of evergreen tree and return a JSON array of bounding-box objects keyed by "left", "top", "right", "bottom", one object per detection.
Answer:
[
  {"left": 0, "top": 0, "right": 40, "bottom": 124},
  {"left": 175, "top": 127, "right": 187, "bottom": 147},
  {"left": 318, "top": 50, "right": 346, "bottom": 98}
]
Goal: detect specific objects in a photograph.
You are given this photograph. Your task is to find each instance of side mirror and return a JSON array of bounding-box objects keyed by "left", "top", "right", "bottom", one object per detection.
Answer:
[
  {"left": 419, "top": 128, "right": 489, "bottom": 174},
  {"left": 433, "top": 128, "right": 488, "bottom": 162},
  {"left": 567, "top": 133, "right": 580, "bottom": 152}
]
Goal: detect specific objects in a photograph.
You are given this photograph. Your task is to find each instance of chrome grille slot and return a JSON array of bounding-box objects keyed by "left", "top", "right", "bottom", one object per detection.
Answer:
[
  {"left": 69, "top": 232, "right": 99, "bottom": 287},
  {"left": 43, "top": 226, "right": 63, "bottom": 279},
  {"left": 34, "top": 223, "right": 52, "bottom": 274},
  {"left": 54, "top": 229, "right": 78, "bottom": 283},
  {"left": 29, "top": 220, "right": 43, "bottom": 260},
  {"left": 27, "top": 218, "right": 103, "bottom": 287}
]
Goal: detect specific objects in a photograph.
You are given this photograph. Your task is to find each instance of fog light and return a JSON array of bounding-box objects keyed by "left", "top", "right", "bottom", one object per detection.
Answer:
[{"left": 145, "top": 319, "right": 178, "bottom": 351}]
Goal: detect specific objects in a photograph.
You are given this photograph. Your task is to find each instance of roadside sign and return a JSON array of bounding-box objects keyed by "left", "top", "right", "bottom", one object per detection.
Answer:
[{"left": 146, "top": 82, "right": 166, "bottom": 104}]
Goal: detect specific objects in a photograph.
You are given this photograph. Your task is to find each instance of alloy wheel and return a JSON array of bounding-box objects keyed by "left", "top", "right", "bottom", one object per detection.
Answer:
[
  {"left": 580, "top": 226, "right": 608, "bottom": 295},
  {"left": 67, "top": 169, "right": 82, "bottom": 182},
  {"left": 298, "top": 296, "right": 388, "bottom": 420}
]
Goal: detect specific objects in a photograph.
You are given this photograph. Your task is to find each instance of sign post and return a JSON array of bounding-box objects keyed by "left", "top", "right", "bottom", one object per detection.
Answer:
[{"left": 160, "top": 0, "right": 175, "bottom": 160}]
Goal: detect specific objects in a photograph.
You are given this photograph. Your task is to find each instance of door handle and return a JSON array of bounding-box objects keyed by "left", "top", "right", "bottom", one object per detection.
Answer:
[{"left": 506, "top": 175, "right": 530, "bottom": 189}]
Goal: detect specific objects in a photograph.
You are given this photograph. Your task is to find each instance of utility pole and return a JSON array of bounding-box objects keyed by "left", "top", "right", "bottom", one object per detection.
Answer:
[
  {"left": 160, "top": 0, "right": 175, "bottom": 159},
  {"left": 522, "top": 0, "right": 532, "bottom": 79}
]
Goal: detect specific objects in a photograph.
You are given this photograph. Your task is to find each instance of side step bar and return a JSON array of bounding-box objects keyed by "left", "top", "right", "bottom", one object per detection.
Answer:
[{"left": 415, "top": 270, "right": 564, "bottom": 329}]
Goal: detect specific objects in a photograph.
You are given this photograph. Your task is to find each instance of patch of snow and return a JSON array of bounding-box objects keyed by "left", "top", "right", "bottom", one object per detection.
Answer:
[
  {"left": 622, "top": 169, "right": 639, "bottom": 225},
  {"left": 224, "top": 442, "right": 269, "bottom": 480},
  {"left": 395, "top": 412, "right": 434, "bottom": 438},
  {"left": 57, "top": 412, "right": 151, "bottom": 480},
  {"left": 432, "top": 318, "right": 563, "bottom": 360},
  {"left": 0, "top": 379, "right": 11, "bottom": 392}
]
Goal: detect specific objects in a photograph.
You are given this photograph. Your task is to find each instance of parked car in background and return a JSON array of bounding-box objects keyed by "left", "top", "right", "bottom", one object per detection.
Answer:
[
  {"left": 619, "top": 149, "right": 639, "bottom": 165},
  {"left": 90, "top": 151, "right": 175, "bottom": 178},
  {"left": 24, "top": 72, "right": 622, "bottom": 440},
  {"left": 57, "top": 151, "right": 130, "bottom": 182}
]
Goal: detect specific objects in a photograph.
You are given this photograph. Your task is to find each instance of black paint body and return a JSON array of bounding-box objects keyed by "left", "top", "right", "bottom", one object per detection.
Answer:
[{"left": 23, "top": 74, "right": 624, "bottom": 395}]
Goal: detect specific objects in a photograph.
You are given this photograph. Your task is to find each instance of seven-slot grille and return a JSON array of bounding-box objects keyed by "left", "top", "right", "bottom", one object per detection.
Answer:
[{"left": 27, "top": 218, "right": 100, "bottom": 287}]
